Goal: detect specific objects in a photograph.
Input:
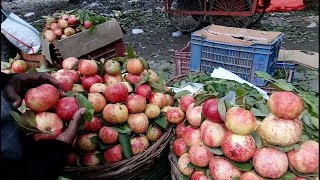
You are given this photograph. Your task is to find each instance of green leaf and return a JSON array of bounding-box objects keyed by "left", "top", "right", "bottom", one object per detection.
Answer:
[
  {"left": 218, "top": 99, "right": 227, "bottom": 122},
  {"left": 135, "top": 73, "right": 149, "bottom": 88},
  {"left": 232, "top": 177, "right": 240, "bottom": 180},
  {"left": 226, "top": 159, "right": 253, "bottom": 172},
  {"left": 251, "top": 131, "right": 262, "bottom": 148},
  {"left": 289, "top": 164, "right": 319, "bottom": 178},
  {"left": 75, "top": 93, "right": 94, "bottom": 129},
  {"left": 148, "top": 81, "right": 166, "bottom": 92},
  {"left": 119, "top": 133, "right": 132, "bottom": 159},
  {"left": 310, "top": 116, "right": 319, "bottom": 129},
  {"left": 174, "top": 90, "right": 192, "bottom": 99},
  {"left": 194, "top": 94, "right": 217, "bottom": 106},
  {"left": 194, "top": 93, "right": 206, "bottom": 101},
  {"left": 256, "top": 103, "right": 269, "bottom": 115},
  {"left": 79, "top": 90, "right": 89, "bottom": 98},
  {"left": 276, "top": 145, "right": 294, "bottom": 152},
  {"left": 300, "top": 96, "right": 319, "bottom": 118},
  {"left": 71, "top": 59, "right": 80, "bottom": 71},
  {"left": 181, "top": 175, "right": 189, "bottom": 180},
  {"left": 89, "top": 25, "right": 97, "bottom": 34},
  {"left": 115, "top": 57, "right": 127, "bottom": 64},
  {"left": 21, "top": 110, "right": 37, "bottom": 127},
  {"left": 57, "top": 176, "right": 71, "bottom": 180},
  {"left": 14, "top": 53, "right": 21, "bottom": 60},
  {"left": 187, "top": 162, "right": 206, "bottom": 171},
  {"left": 90, "top": 136, "right": 109, "bottom": 150},
  {"left": 139, "top": 57, "right": 149, "bottom": 69},
  {"left": 302, "top": 114, "right": 316, "bottom": 130},
  {"left": 66, "top": 91, "right": 74, "bottom": 97},
  {"left": 276, "top": 172, "right": 296, "bottom": 180},
  {"left": 126, "top": 47, "right": 135, "bottom": 59},
  {"left": 212, "top": 83, "right": 227, "bottom": 97},
  {"left": 225, "top": 101, "right": 234, "bottom": 110},
  {"left": 236, "top": 89, "right": 247, "bottom": 97},
  {"left": 302, "top": 123, "right": 319, "bottom": 140},
  {"left": 268, "top": 144, "right": 296, "bottom": 152},
  {"left": 271, "top": 79, "right": 296, "bottom": 91},
  {"left": 207, "top": 147, "right": 224, "bottom": 155},
  {"left": 255, "top": 71, "right": 274, "bottom": 81},
  {"left": 251, "top": 107, "right": 267, "bottom": 117},
  {"left": 292, "top": 144, "right": 301, "bottom": 151},
  {"left": 299, "top": 134, "right": 310, "bottom": 141},
  {"left": 158, "top": 70, "right": 165, "bottom": 85},
  {"left": 205, "top": 84, "right": 215, "bottom": 92},
  {"left": 121, "top": 60, "right": 128, "bottom": 74},
  {"left": 154, "top": 115, "right": 167, "bottom": 129},
  {"left": 26, "top": 68, "right": 38, "bottom": 73},
  {"left": 10, "top": 111, "right": 39, "bottom": 133},
  {"left": 111, "top": 124, "right": 131, "bottom": 134},
  {"left": 36, "top": 68, "right": 52, "bottom": 73},
  {"left": 17, "top": 102, "right": 26, "bottom": 113}
]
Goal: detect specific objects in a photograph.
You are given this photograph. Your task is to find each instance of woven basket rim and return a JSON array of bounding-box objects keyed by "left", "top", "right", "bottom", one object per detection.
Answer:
[
  {"left": 63, "top": 125, "right": 174, "bottom": 179},
  {"left": 168, "top": 137, "right": 183, "bottom": 180}
]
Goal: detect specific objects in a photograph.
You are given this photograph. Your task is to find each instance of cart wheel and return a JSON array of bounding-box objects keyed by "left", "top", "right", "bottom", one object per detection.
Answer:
[
  {"left": 168, "top": 0, "right": 204, "bottom": 33},
  {"left": 208, "top": 0, "right": 254, "bottom": 28},
  {"left": 250, "top": 0, "right": 270, "bottom": 26}
]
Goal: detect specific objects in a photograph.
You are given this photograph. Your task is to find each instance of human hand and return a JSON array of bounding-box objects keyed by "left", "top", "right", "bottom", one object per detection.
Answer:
[
  {"left": 56, "top": 108, "right": 86, "bottom": 145},
  {"left": 3, "top": 72, "right": 65, "bottom": 108}
]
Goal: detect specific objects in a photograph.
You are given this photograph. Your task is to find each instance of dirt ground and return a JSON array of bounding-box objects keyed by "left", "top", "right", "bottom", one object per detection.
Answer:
[
  {"left": 1, "top": 0, "right": 319, "bottom": 81},
  {"left": 2, "top": 0, "right": 319, "bottom": 52}
]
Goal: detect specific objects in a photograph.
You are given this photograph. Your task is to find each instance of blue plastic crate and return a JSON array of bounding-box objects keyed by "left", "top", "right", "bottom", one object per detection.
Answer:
[
  {"left": 190, "top": 32, "right": 284, "bottom": 86},
  {"left": 275, "top": 62, "right": 296, "bottom": 82}
]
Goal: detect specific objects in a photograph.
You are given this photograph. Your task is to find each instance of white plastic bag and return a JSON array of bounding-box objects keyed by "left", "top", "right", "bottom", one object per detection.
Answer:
[{"left": 1, "top": 9, "right": 41, "bottom": 54}]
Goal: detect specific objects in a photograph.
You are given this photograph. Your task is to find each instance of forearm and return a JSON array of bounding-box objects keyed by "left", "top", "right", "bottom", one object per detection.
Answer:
[{"left": 0, "top": 72, "right": 15, "bottom": 91}]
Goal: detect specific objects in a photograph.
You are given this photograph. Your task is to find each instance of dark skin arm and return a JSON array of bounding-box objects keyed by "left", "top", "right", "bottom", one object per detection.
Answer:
[
  {"left": 1, "top": 108, "right": 85, "bottom": 180},
  {"left": 1, "top": 72, "right": 84, "bottom": 180},
  {"left": 2, "top": 72, "right": 65, "bottom": 108}
]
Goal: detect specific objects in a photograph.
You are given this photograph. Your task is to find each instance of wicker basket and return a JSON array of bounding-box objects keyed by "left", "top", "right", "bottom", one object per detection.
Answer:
[
  {"left": 63, "top": 126, "right": 174, "bottom": 180},
  {"left": 168, "top": 137, "right": 183, "bottom": 180}
]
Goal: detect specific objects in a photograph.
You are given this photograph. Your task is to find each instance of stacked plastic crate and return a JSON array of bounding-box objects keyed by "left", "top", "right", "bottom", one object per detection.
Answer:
[{"left": 189, "top": 25, "right": 286, "bottom": 86}]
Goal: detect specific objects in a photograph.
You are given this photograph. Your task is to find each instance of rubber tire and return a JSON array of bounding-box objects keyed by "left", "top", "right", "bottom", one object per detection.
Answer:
[
  {"left": 208, "top": 0, "right": 254, "bottom": 28},
  {"left": 168, "top": 0, "right": 204, "bottom": 33}
]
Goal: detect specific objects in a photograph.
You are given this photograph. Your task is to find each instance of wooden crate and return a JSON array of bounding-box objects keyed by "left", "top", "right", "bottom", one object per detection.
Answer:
[{"left": 20, "top": 51, "right": 47, "bottom": 68}]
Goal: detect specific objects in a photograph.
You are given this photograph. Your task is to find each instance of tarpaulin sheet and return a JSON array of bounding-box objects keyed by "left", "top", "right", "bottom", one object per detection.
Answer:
[{"left": 257, "top": 0, "right": 305, "bottom": 13}]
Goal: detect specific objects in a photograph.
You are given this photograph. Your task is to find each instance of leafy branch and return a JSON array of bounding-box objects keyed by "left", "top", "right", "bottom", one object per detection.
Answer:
[{"left": 255, "top": 71, "right": 319, "bottom": 118}]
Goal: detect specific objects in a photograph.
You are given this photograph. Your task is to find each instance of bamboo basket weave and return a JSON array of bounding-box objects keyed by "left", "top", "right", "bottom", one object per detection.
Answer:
[
  {"left": 63, "top": 126, "right": 174, "bottom": 180},
  {"left": 168, "top": 137, "right": 183, "bottom": 180},
  {"left": 166, "top": 72, "right": 278, "bottom": 180}
]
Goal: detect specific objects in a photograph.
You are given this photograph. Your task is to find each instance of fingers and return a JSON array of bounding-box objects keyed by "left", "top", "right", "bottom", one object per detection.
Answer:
[
  {"left": 65, "top": 108, "right": 86, "bottom": 135},
  {"left": 39, "top": 72, "right": 61, "bottom": 86},
  {"left": 3, "top": 84, "right": 23, "bottom": 108},
  {"left": 72, "top": 108, "right": 86, "bottom": 121},
  {"left": 39, "top": 73, "right": 66, "bottom": 97},
  {"left": 56, "top": 108, "right": 86, "bottom": 144}
]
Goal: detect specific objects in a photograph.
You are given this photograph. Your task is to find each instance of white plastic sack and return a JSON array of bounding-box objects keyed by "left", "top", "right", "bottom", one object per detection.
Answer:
[{"left": 1, "top": 10, "right": 41, "bottom": 54}]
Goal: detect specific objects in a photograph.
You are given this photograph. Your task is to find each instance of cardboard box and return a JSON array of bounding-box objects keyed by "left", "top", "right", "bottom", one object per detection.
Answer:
[
  {"left": 278, "top": 49, "right": 319, "bottom": 70},
  {"left": 42, "top": 18, "right": 124, "bottom": 64},
  {"left": 19, "top": 51, "right": 47, "bottom": 68},
  {"left": 194, "top": 25, "right": 282, "bottom": 46}
]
